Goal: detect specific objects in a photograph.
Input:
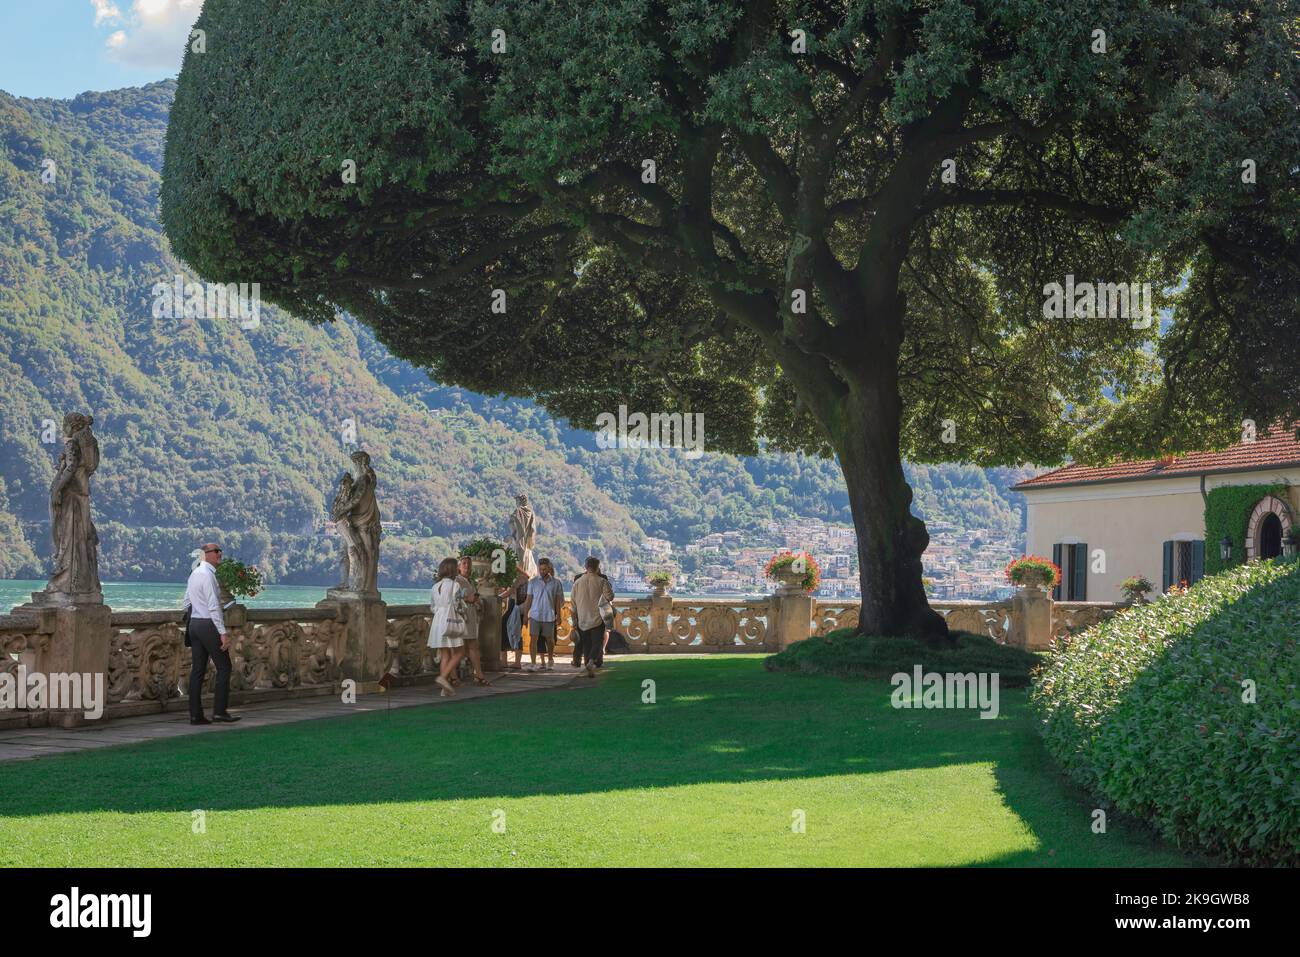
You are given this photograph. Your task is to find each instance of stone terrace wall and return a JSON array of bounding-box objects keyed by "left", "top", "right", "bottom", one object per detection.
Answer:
[{"left": 0, "top": 590, "right": 1125, "bottom": 729}]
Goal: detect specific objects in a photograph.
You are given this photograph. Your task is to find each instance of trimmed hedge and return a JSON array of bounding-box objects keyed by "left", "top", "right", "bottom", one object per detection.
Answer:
[
  {"left": 1203, "top": 483, "right": 1285, "bottom": 577},
  {"left": 1031, "top": 558, "right": 1300, "bottom": 866},
  {"left": 765, "top": 629, "right": 1042, "bottom": 688}
]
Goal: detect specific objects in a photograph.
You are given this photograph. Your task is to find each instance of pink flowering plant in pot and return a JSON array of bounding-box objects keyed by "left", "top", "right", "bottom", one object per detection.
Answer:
[
  {"left": 1004, "top": 555, "right": 1061, "bottom": 591},
  {"left": 1119, "top": 575, "right": 1154, "bottom": 604},
  {"left": 764, "top": 551, "right": 821, "bottom": 593}
]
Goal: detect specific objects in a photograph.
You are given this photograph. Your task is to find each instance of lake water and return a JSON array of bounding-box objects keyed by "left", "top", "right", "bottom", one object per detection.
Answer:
[
  {"left": 0, "top": 580, "right": 777, "bottom": 613},
  {"left": 0, "top": 580, "right": 435, "bottom": 613}
]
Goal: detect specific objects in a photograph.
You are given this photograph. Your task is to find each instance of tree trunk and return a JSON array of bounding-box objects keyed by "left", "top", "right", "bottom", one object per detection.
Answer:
[{"left": 833, "top": 378, "right": 950, "bottom": 645}]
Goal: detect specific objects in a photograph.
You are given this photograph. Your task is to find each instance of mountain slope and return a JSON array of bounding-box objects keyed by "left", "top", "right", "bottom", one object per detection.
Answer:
[
  {"left": 0, "top": 81, "right": 641, "bottom": 585},
  {"left": 0, "top": 81, "right": 1034, "bottom": 589}
]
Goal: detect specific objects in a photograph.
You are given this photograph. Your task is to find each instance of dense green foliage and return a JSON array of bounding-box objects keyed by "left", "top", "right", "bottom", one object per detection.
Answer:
[
  {"left": 0, "top": 480, "right": 39, "bottom": 579},
  {"left": 1202, "top": 483, "right": 1285, "bottom": 576},
  {"left": 159, "top": 0, "right": 1299, "bottom": 469},
  {"left": 765, "top": 628, "right": 1041, "bottom": 687},
  {"left": 0, "top": 658, "right": 1193, "bottom": 866},
  {"left": 160, "top": 0, "right": 1294, "bottom": 464},
  {"left": 0, "top": 81, "right": 1029, "bottom": 588},
  {"left": 1076, "top": 3, "right": 1300, "bottom": 458},
  {"left": 160, "top": 0, "right": 1296, "bottom": 637},
  {"left": 1031, "top": 559, "right": 1300, "bottom": 865}
]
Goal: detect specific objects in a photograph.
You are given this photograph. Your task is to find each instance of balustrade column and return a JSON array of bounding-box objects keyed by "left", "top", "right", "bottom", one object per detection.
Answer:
[
  {"left": 648, "top": 592, "right": 673, "bottom": 650},
  {"left": 1008, "top": 587, "right": 1052, "bottom": 650},
  {"left": 39, "top": 602, "right": 112, "bottom": 728},
  {"left": 319, "top": 595, "right": 388, "bottom": 689},
  {"left": 773, "top": 589, "right": 814, "bottom": 649}
]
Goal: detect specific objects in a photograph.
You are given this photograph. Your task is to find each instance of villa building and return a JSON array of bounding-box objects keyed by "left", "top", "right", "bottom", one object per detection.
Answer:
[{"left": 1014, "top": 427, "right": 1300, "bottom": 602}]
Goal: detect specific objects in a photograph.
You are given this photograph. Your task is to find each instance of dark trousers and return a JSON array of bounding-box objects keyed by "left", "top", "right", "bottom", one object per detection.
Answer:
[
  {"left": 575, "top": 624, "right": 605, "bottom": 668},
  {"left": 187, "top": 618, "right": 232, "bottom": 718}
]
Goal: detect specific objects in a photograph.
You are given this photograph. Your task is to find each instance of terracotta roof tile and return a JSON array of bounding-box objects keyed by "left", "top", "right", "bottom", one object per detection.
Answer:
[{"left": 1013, "top": 425, "right": 1300, "bottom": 490}]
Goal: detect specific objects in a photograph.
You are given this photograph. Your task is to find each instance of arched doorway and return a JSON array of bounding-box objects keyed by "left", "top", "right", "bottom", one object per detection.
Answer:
[
  {"left": 1244, "top": 494, "right": 1294, "bottom": 561},
  {"left": 1259, "top": 513, "right": 1283, "bottom": 559}
]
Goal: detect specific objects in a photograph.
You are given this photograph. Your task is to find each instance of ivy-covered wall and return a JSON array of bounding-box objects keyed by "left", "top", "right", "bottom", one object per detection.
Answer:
[{"left": 1203, "top": 484, "right": 1287, "bottom": 575}]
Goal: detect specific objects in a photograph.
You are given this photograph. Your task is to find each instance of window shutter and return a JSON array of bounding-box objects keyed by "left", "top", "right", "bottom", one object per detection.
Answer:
[
  {"left": 1190, "top": 540, "right": 1205, "bottom": 584},
  {"left": 1072, "top": 543, "right": 1088, "bottom": 600},
  {"left": 1051, "top": 543, "right": 1063, "bottom": 601},
  {"left": 1162, "top": 541, "right": 1174, "bottom": 592}
]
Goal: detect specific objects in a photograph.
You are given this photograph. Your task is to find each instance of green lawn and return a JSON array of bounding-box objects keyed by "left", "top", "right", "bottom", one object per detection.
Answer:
[{"left": 0, "top": 657, "right": 1201, "bottom": 866}]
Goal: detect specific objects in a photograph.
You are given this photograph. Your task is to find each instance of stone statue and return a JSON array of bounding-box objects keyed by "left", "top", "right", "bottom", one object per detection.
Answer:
[
  {"left": 35, "top": 413, "right": 103, "bottom": 605},
  {"left": 329, "top": 450, "right": 382, "bottom": 597},
  {"left": 509, "top": 493, "right": 538, "bottom": 579}
]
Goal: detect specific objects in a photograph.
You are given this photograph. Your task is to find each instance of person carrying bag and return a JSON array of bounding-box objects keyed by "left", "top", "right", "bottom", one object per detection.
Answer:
[{"left": 428, "top": 558, "right": 469, "bottom": 695}]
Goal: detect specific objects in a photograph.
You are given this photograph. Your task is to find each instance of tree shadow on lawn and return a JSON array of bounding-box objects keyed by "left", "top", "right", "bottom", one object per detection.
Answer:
[{"left": 0, "top": 658, "right": 1193, "bottom": 864}]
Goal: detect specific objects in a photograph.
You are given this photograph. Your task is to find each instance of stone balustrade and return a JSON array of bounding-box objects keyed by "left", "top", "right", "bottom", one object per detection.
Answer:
[
  {"left": 929, "top": 601, "right": 1013, "bottom": 643},
  {"left": 104, "top": 606, "right": 347, "bottom": 717},
  {"left": 0, "top": 613, "right": 47, "bottom": 683},
  {"left": 1049, "top": 601, "right": 1122, "bottom": 646},
  {"left": 0, "top": 588, "right": 1126, "bottom": 729}
]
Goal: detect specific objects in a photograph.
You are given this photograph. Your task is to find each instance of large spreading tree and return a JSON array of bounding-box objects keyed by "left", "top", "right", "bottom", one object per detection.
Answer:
[{"left": 162, "top": 0, "right": 1297, "bottom": 643}]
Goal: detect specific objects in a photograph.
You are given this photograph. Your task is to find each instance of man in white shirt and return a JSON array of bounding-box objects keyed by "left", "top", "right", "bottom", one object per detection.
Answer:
[{"left": 183, "top": 543, "right": 240, "bottom": 725}]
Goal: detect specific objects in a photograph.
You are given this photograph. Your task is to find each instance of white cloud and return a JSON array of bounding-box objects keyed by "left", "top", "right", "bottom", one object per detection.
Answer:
[
  {"left": 91, "top": 0, "right": 205, "bottom": 70},
  {"left": 90, "top": 1, "right": 123, "bottom": 26}
]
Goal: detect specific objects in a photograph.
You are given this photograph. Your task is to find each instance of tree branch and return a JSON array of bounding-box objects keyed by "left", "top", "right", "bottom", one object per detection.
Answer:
[{"left": 919, "top": 187, "right": 1131, "bottom": 223}]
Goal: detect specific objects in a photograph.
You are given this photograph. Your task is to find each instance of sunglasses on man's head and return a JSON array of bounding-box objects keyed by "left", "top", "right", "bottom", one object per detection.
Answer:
[{"left": 205, "top": 548, "right": 222, "bottom": 555}]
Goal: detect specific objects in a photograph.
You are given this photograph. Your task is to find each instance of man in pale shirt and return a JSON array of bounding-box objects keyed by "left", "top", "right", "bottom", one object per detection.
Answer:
[
  {"left": 521, "top": 557, "right": 564, "bottom": 672},
  {"left": 571, "top": 557, "right": 615, "bottom": 677},
  {"left": 183, "top": 543, "right": 240, "bottom": 725}
]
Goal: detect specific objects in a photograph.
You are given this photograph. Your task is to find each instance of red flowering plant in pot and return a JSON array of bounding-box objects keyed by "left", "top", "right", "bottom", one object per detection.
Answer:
[
  {"left": 764, "top": 551, "right": 821, "bottom": 593},
  {"left": 1004, "top": 555, "right": 1061, "bottom": 592},
  {"left": 214, "top": 557, "right": 264, "bottom": 602}
]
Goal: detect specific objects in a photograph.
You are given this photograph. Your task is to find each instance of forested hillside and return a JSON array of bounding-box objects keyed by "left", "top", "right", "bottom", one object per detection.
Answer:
[{"left": 0, "top": 81, "right": 1033, "bottom": 587}]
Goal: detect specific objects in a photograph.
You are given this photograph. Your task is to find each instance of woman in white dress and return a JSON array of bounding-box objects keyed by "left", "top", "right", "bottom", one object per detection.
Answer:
[{"left": 428, "top": 557, "right": 467, "bottom": 696}]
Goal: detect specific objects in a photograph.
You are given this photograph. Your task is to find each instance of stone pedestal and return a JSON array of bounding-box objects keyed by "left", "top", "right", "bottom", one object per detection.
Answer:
[
  {"left": 40, "top": 602, "right": 112, "bottom": 728},
  {"left": 1009, "top": 587, "right": 1052, "bottom": 650},
  {"left": 319, "top": 594, "right": 387, "bottom": 689},
  {"left": 647, "top": 592, "right": 673, "bottom": 651},
  {"left": 223, "top": 602, "right": 247, "bottom": 631},
  {"left": 20, "top": 589, "right": 104, "bottom": 610},
  {"left": 476, "top": 590, "right": 503, "bottom": 672},
  {"left": 773, "top": 591, "right": 814, "bottom": 650}
]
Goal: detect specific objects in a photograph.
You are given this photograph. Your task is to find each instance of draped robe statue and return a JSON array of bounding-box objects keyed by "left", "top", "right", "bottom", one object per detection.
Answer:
[
  {"left": 330, "top": 450, "right": 382, "bottom": 596},
  {"left": 39, "top": 412, "right": 103, "bottom": 604},
  {"left": 510, "top": 494, "right": 538, "bottom": 578}
]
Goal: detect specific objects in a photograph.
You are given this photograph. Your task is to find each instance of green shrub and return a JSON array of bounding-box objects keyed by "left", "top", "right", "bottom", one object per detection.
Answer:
[
  {"left": 1031, "top": 558, "right": 1300, "bottom": 866},
  {"left": 765, "top": 629, "right": 1042, "bottom": 688}
]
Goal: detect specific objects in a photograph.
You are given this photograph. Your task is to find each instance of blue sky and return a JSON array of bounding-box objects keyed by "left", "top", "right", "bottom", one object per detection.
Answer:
[{"left": 0, "top": 1, "right": 202, "bottom": 100}]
